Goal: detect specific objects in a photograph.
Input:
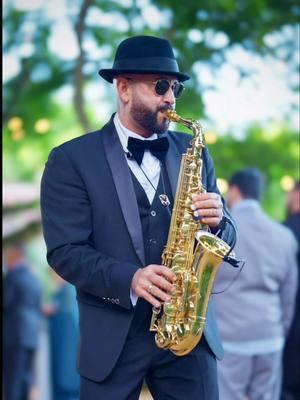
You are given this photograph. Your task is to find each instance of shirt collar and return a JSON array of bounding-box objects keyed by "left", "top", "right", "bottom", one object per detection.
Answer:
[{"left": 232, "top": 199, "right": 261, "bottom": 212}]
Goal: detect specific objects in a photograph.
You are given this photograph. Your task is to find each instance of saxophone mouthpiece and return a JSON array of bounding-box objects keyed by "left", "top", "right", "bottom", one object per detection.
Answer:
[{"left": 164, "top": 109, "right": 179, "bottom": 122}]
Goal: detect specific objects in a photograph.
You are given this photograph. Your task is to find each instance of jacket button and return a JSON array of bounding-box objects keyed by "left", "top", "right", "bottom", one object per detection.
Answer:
[
  {"left": 150, "top": 210, "right": 156, "bottom": 216},
  {"left": 115, "top": 299, "right": 120, "bottom": 304},
  {"left": 149, "top": 238, "right": 157, "bottom": 244}
]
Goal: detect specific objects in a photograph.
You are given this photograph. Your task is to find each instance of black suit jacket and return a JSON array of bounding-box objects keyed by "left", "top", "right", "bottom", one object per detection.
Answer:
[
  {"left": 3, "top": 264, "right": 42, "bottom": 349},
  {"left": 41, "top": 115, "right": 235, "bottom": 382}
]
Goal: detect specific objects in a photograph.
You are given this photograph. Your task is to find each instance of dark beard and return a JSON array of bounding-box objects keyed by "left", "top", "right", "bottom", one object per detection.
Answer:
[{"left": 131, "top": 101, "right": 171, "bottom": 135}]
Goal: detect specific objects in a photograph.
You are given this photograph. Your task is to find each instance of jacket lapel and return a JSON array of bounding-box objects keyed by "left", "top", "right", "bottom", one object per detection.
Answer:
[
  {"left": 102, "top": 118, "right": 145, "bottom": 266},
  {"left": 165, "top": 134, "right": 182, "bottom": 197}
]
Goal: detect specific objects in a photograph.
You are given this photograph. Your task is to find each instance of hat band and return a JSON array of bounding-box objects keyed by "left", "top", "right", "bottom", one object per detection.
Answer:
[{"left": 113, "top": 56, "right": 180, "bottom": 73}]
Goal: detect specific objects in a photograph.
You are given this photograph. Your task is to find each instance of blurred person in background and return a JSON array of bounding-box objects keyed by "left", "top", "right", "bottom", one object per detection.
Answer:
[
  {"left": 213, "top": 168, "right": 298, "bottom": 400},
  {"left": 281, "top": 180, "right": 300, "bottom": 400},
  {"left": 283, "top": 180, "right": 300, "bottom": 263},
  {"left": 40, "top": 35, "right": 236, "bottom": 399},
  {"left": 43, "top": 270, "right": 80, "bottom": 400},
  {"left": 3, "top": 243, "right": 42, "bottom": 400}
]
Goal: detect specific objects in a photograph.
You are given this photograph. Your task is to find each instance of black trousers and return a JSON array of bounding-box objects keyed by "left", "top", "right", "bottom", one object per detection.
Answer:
[
  {"left": 80, "top": 328, "right": 218, "bottom": 400},
  {"left": 3, "top": 346, "right": 35, "bottom": 400}
]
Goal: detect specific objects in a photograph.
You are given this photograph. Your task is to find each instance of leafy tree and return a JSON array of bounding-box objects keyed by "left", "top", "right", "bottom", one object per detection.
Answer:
[
  {"left": 207, "top": 124, "right": 299, "bottom": 220},
  {"left": 3, "top": 0, "right": 299, "bottom": 220},
  {"left": 3, "top": 0, "right": 299, "bottom": 131}
]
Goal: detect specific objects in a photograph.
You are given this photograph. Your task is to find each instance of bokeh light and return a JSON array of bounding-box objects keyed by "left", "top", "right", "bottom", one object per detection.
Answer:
[
  {"left": 217, "top": 178, "right": 228, "bottom": 194},
  {"left": 205, "top": 131, "right": 217, "bottom": 144},
  {"left": 11, "top": 130, "right": 25, "bottom": 141},
  {"left": 8, "top": 117, "right": 23, "bottom": 131},
  {"left": 280, "top": 175, "right": 295, "bottom": 191},
  {"left": 35, "top": 119, "right": 50, "bottom": 134}
]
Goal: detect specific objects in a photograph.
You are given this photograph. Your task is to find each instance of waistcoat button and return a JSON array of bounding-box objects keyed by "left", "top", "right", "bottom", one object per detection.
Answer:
[{"left": 150, "top": 210, "right": 156, "bottom": 216}]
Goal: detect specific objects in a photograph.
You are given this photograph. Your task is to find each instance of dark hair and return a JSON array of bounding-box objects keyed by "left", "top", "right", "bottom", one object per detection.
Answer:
[{"left": 229, "top": 168, "right": 265, "bottom": 200}]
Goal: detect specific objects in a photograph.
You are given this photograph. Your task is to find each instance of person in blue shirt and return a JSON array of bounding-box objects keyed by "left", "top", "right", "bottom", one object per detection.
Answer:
[
  {"left": 3, "top": 243, "right": 42, "bottom": 400},
  {"left": 43, "top": 270, "right": 80, "bottom": 400}
]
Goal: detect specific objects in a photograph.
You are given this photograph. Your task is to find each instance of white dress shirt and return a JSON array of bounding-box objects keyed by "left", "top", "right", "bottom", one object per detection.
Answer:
[{"left": 114, "top": 113, "right": 161, "bottom": 204}]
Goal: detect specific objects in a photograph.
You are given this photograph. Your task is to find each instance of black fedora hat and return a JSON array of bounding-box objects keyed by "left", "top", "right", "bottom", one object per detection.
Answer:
[{"left": 99, "top": 35, "right": 190, "bottom": 83}]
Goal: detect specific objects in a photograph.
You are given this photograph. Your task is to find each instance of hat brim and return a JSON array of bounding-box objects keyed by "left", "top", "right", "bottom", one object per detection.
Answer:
[{"left": 99, "top": 68, "right": 190, "bottom": 83}]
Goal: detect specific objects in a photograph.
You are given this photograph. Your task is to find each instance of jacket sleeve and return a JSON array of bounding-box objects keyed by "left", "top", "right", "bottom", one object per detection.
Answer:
[
  {"left": 202, "top": 147, "right": 237, "bottom": 248},
  {"left": 40, "top": 147, "right": 140, "bottom": 310},
  {"left": 280, "top": 234, "right": 298, "bottom": 337}
]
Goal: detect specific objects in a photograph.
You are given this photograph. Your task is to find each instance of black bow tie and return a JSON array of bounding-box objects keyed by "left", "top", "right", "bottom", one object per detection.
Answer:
[{"left": 127, "top": 136, "right": 169, "bottom": 165}]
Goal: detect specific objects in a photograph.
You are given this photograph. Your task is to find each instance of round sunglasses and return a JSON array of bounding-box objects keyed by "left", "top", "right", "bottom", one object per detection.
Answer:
[{"left": 125, "top": 77, "right": 185, "bottom": 98}]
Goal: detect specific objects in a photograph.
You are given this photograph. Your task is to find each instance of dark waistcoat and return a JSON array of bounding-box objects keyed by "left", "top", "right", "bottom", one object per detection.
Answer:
[{"left": 129, "top": 163, "right": 174, "bottom": 336}]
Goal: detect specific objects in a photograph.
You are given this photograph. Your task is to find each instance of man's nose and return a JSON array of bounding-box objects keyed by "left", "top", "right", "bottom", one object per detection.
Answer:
[{"left": 163, "top": 85, "right": 176, "bottom": 104}]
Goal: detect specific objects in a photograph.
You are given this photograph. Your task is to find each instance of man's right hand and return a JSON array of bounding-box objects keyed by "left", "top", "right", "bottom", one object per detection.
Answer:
[{"left": 131, "top": 264, "right": 176, "bottom": 308}]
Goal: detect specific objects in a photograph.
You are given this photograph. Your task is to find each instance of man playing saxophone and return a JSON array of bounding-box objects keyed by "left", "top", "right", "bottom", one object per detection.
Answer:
[{"left": 41, "top": 35, "right": 236, "bottom": 400}]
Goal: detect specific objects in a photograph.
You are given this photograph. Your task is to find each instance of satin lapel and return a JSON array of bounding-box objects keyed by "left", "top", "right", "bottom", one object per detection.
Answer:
[
  {"left": 102, "top": 120, "right": 145, "bottom": 265},
  {"left": 165, "top": 134, "right": 182, "bottom": 197}
]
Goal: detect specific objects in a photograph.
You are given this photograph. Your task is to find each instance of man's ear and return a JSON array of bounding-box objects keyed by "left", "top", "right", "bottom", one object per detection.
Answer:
[{"left": 115, "top": 77, "right": 131, "bottom": 104}]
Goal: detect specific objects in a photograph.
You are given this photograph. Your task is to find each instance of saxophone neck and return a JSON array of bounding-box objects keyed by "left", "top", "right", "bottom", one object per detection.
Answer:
[{"left": 164, "top": 110, "right": 205, "bottom": 148}]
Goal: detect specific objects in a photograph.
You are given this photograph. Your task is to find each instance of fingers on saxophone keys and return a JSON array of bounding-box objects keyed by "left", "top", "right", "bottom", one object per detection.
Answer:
[
  {"left": 191, "top": 200, "right": 222, "bottom": 211},
  {"left": 143, "top": 283, "right": 172, "bottom": 307},
  {"left": 147, "top": 265, "right": 175, "bottom": 282},
  {"left": 143, "top": 286, "right": 164, "bottom": 308},
  {"left": 193, "top": 208, "right": 223, "bottom": 219},
  {"left": 148, "top": 282, "right": 172, "bottom": 302},
  {"left": 152, "top": 275, "right": 175, "bottom": 295},
  {"left": 143, "top": 290, "right": 161, "bottom": 308},
  {"left": 156, "top": 265, "right": 176, "bottom": 283},
  {"left": 192, "top": 193, "right": 220, "bottom": 202}
]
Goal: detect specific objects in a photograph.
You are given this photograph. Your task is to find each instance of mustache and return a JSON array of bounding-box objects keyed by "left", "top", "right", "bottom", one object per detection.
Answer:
[{"left": 157, "top": 105, "right": 174, "bottom": 113}]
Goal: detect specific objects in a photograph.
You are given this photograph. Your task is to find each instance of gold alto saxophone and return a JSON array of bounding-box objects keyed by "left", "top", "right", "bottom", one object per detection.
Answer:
[{"left": 150, "top": 109, "right": 234, "bottom": 356}]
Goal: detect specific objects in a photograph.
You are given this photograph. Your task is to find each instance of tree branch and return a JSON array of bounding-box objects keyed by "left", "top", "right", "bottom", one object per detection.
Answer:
[
  {"left": 73, "top": 0, "right": 94, "bottom": 132},
  {"left": 3, "top": 59, "right": 31, "bottom": 126}
]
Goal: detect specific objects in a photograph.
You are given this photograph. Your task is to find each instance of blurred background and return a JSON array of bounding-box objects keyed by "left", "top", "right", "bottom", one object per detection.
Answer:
[{"left": 3, "top": 1, "right": 299, "bottom": 399}]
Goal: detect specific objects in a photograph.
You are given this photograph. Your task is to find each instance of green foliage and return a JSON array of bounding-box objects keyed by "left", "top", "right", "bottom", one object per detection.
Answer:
[
  {"left": 207, "top": 125, "right": 299, "bottom": 220},
  {"left": 3, "top": 104, "right": 84, "bottom": 182},
  {"left": 3, "top": 0, "right": 299, "bottom": 129},
  {"left": 209, "top": 126, "right": 299, "bottom": 180}
]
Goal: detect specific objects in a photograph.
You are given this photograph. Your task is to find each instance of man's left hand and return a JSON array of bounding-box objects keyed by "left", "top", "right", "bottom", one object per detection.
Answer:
[{"left": 191, "top": 193, "right": 223, "bottom": 228}]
